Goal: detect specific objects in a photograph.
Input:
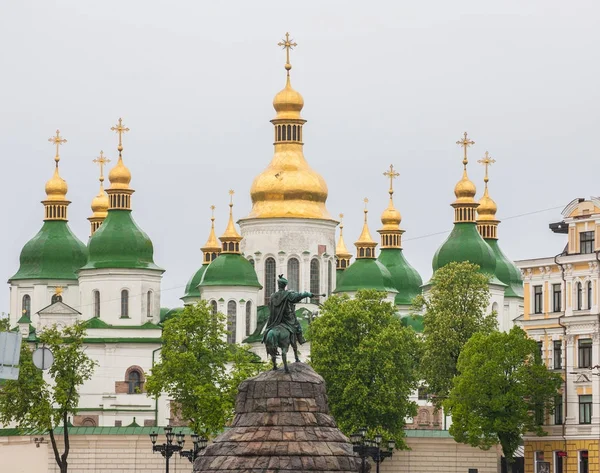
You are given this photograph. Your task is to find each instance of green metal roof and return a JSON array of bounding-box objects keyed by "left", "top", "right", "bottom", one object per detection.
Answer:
[
  {"left": 486, "top": 239, "right": 524, "bottom": 298},
  {"left": 200, "top": 253, "right": 262, "bottom": 288},
  {"left": 10, "top": 220, "right": 88, "bottom": 281},
  {"left": 401, "top": 314, "right": 424, "bottom": 333},
  {"left": 431, "top": 222, "right": 503, "bottom": 285},
  {"left": 161, "top": 307, "right": 184, "bottom": 323},
  {"left": 333, "top": 259, "right": 397, "bottom": 294},
  {"left": 377, "top": 248, "right": 423, "bottom": 306},
  {"left": 82, "top": 209, "right": 163, "bottom": 271},
  {"left": 182, "top": 264, "right": 207, "bottom": 300},
  {"left": 82, "top": 318, "right": 161, "bottom": 330}
]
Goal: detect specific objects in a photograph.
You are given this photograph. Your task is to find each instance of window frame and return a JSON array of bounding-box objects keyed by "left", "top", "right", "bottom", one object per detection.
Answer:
[
  {"left": 227, "top": 300, "right": 237, "bottom": 344},
  {"left": 577, "top": 282, "right": 583, "bottom": 310},
  {"left": 587, "top": 281, "right": 592, "bottom": 310},
  {"left": 578, "top": 339, "right": 592, "bottom": 369},
  {"left": 553, "top": 340, "right": 562, "bottom": 370},
  {"left": 127, "top": 370, "right": 142, "bottom": 394},
  {"left": 245, "top": 301, "right": 252, "bottom": 336},
  {"left": 579, "top": 450, "right": 589, "bottom": 473},
  {"left": 552, "top": 283, "right": 562, "bottom": 312},
  {"left": 579, "top": 395, "right": 592, "bottom": 424},
  {"left": 120, "top": 289, "right": 129, "bottom": 318},
  {"left": 287, "top": 257, "right": 300, "bottom": 292},
  {"left": 310, "top": 259, "right": 320, "bottom": 304},
  {"left": 22, "top": 294, "right": 31, "bottom": 318},
  {"left": 580, "top": 231, "right": 594, "bottom": 254},
  {"left": 146, "top": 291, "right": 152, "bottom": 318},
  {"left": 534, "top": 285, "right": 543, "bottom": 314},
  {"left": 93, "top": 290, "right": 101, "bottom": 318},
  {"left": 264, "top": 257, "right": 276, "bottom": 305},
  {"left": 554, "top": 395, "right": 563, "bottom": 425}
]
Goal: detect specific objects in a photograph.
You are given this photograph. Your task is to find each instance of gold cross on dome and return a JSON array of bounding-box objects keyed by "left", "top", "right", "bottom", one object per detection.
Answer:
[
  {"left": 48, "top": 130, "right": 67, "bottom": 164},
  {"left": 229, "top": 189, "right": 235, "bottom": 205},
  {"left": 477, "top": 151, "right": 496, "bottom": 184},
  {"left": 110, "top": 118, "right": 130, "bottom": 150},
  {"left": 383, "top": 164, "right": 400, "bottom": 194},
  {"left": 278, "top": 32, "right": 297, "bottom": 72},
  {"left": 456, "top": 131, "right": 475, "bottom": 167},
  {"left": 93, "top": 151, "right": 111, "bottom": 182}
]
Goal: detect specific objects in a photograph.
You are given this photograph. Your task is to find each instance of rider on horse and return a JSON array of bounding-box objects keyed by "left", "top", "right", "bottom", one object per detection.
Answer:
[{"left": 262, "top": 274, "right": 312, "bottom": 347}]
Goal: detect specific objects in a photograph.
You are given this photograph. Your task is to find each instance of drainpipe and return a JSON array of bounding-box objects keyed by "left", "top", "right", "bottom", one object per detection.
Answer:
[
  {"left": 151, "top": 346, "right": 161, "bottom": 426},
  {"left": 554, "top": 252, "right": 568, "bottom": 470}
]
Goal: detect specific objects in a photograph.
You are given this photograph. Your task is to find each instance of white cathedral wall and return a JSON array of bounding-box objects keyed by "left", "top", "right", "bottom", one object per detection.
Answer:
[
  {"left": 238, "top": 217, "right": 337, "bottom": 306},
  {"left": 78, "top": 268, "right": 162, "bottom": 325},
  {"left": 9, "top": 280, "right": 80, "bottom": 327},
  {"left": 200, "top": 285, "right": 260, "bottom": 344}
]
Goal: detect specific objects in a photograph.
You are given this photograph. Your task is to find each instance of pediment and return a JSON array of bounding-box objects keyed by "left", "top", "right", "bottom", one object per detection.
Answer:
[{"left": 37, "top": 301, "right": 81, "bottom": 316}]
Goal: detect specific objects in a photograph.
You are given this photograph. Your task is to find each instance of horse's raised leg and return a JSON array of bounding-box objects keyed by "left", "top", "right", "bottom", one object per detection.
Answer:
[
  {"left": 291, "top": 340, "right": 301, "bottom": 363},
  {"left": 282, "top": 347, "right": 289, "bottom": 373}
]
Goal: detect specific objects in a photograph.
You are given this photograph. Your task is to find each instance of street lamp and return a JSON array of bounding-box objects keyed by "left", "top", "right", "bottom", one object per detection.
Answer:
[
  {"left": 149, "top": 426, "right": 182, "bottom": 473},
  {"left": 350, "top": 428, "right": 395, "bottom": 473},
  {"left": 177, "top": 431, "right": 208, "bottom": 462}
]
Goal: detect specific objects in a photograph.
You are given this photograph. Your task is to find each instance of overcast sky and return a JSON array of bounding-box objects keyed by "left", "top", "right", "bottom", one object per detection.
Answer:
[{"left": 1, "top": 1, "right": 598, "bottom": 313}]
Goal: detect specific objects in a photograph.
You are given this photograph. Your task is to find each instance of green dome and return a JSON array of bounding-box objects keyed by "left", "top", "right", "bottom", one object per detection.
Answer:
[
  {"left": 82, "top": 209, "right": 162, "bottom": 271},
  {"left": 333, "top": 258, "right": 398, "bottom": 294},
  {"left": 432, "top": 222, "right": 502, "bottom": 284},
  {"left": 182, "top": 265, "right": 207, "bottom": 300},
  {"left": 401, "top": 314, "right": 424, "bottom": 333},
  {"left": 10, "top": 221, "right": 88, "bottom": 281},
  {"left": 377, "top": 248, "right": 423, "bottom": 305},
  {"left": 486, "top": 239, "right": 524, "bottom": 298},
  {"left": 199, "top": 253, "right": 262, "bottom": 288}
]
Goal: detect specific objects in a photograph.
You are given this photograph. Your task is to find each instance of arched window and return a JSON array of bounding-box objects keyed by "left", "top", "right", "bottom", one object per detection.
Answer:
[
  {"left": 264, "top": 257, "right": 276, "bottom": 305},
  {"left": 94, "top": 291, "right": 101, "bottom": 318},
  {"left": 210, "top": 300, "right": 217, "bottom": 316},
  {"left": 327, "top": 260, "right": 333, "bottom": 296},
  {"left": 127, "top": 370, "right": 142, "bottom": 394},
  {"left": 282, "top": 126, "right": 287, "bottom": 140},
  {"left": 577, "top": 282, "right": 583, "bottom": 310},
  {"left": 246, "top": 301, "right": 252, "bottom": 336},
  {"left": 292, "top": 125, "right": 297, "bottom": 141},
  {"left": 287, "top": 258, "right": 300, "bottom": 292},
  {"left": 147, "top": 291, "right": 152, "bottom": 317},
  {"left": 227, "top": 301, "right": 237, "bottom": 344},
  {"left": 310, "top": 259, "right": 320, "bottom": 304},
  {"left": 22, "top": 295, "right": 31, "bottom": 318},
  {"left": 51, "top": 292, "right": 62, "bottom": 304},
  {"left": 587, "top": 281, "right": 592, "bottom": 310},
  {"left": 248, "top": 258, "right": 255, "bottom": 268},
  {"left": 121, "top": 290, "right": 129, "bottom": 318},
  {"left": 277, "top": 126, "right": 282, "bottom": 141},
  {"left": 287, "top": 124, "right": 291, "bottom": 140},
  {"left": 81, "top": 418, "right": 96, "bottom": 427}
]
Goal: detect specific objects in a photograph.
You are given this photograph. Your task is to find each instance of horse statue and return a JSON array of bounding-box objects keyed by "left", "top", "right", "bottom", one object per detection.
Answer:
[{"left": 262, "top": 274, "right": 324, "bottom": 373}]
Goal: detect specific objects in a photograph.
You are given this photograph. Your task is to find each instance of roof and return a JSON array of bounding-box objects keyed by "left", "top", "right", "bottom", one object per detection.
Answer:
[
  {"left": 182, "top": 264, "right": 207, "bottom": 300},
  {"left": 377, "top": 248, "right": 423, "bottom": 305},
  {"left": 486, "top": 239, "right": 524, "bottom": 298},
  {"left": 82, "top": 318, "right": 161, "bottom": 330},
  {"left": 401, "top": 314, "right": 424, "bottom": 333},
  {"left": 200, "top": 253, "right": 262, "bottom": 288},
  {"left": 333, "top": 258, "right": 397, "bottom": 294},
  {"left": 82, "top": 209, "right": 163, "bottom": 271},
  {"left": 9, "top": 220, "right": 88, "bottom": 281}
]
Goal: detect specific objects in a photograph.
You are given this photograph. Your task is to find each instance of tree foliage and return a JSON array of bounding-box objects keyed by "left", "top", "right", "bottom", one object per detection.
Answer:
[
  {"left": 0, "top": 315, "right": 9, "bottom": 332},
  {"left": 310, "top": 290, "right": 421, "bottom": 448},
  {"left": 0, "top": 323, "right": 96, "bottom": 473},
  {"left": 413, "top": 261, "right": 497, "bottom": 408},
  {"left": 145, "top": 301, "right": 266, "bottom": 437},
  {"left": 444, "top": 326, "right": 562, "bottom": 462}
]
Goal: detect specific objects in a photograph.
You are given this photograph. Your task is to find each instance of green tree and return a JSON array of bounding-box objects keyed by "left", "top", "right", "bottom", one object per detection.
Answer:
[
  {"left": 0, "top": 323, "right": 96, "bottom": 473},
  {"left": 413, "top": 261, "right": 497, "bottom": 408},
  {"left": 0, "top": 313, "right": 10, "bottom": 332},
  {"left": 310, "top": 290, "right": 421, "bottom": 448},
  {"left": 444, "top": 326, "right": 562, "bottom": 463},
  {"left": 145, "top": 301, "right": 265, "bottom": 437}
]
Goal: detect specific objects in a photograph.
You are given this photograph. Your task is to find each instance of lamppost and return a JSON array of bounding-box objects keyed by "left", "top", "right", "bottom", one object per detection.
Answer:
[
  {"left": 350, "top": 428, "right": 395, "bottom": 473},
  {"left": 149, "top": 426, "right": 182, "bottom": 473},
  {"left": 175, "top": 431, "right": 208, "bottom": 462}
]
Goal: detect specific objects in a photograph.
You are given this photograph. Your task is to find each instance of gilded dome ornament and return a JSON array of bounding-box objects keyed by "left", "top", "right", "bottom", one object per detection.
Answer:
[
  {"left": 380, "top": 164, "right": 402, "bottom": 231},
  {"left": 44, "top": 130, "right": 69, "bottom": 202},
  {"left": 453, "top": 132, "right": 477, "bottom": 203},
  {"left": 476, "top": 151, "right": 498, "bottom": 221},
  {"left": 89, "top": 151, "right": 111, "bottom": 235},
  {"left": 244, "top": 33, "right": 333, "bottom": 221},
  {"left": 108, "top": 118, "right": 132, "bottom": 190}
]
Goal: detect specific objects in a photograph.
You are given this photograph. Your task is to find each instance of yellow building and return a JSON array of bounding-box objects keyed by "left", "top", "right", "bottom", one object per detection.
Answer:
[{"left": 516, "top": 197, "right": 600, "bottom": 473}]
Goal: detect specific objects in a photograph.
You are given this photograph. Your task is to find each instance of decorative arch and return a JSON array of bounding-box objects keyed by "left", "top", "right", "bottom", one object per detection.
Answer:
[
  {"left": 287, "top": 257, "right": 300, "bottom": 292},
  {"left": 245, "top": 300, "right": 252, "bottom": 336},
  {"left": 310, "top": 259, "right": 320, "bottom": 304},
  {"left": 210, "top": 300, "right": 218, "bottom": 315},
  {"left": 81, "top": 417, "right": 97, "bottom": 427},
  {"left": 22, "top": 294, "right": 31, "bottom": 318},
  {"left": 227, "top": 300, "right": 237, "bottom": 344},
  {"left": 264, "top": 257, "right": 277, "bottom": 305},
  {"left": 121, "top": 289, "right": 129, "bottom": 318},
  {"left": 124, "top": 366, "right": 145, "bottom": 394},
  {"left": 93, "top": 290, "right": 101, "bottom": 318},
  {"left": 146, "top": 290, "right": 153, "bottom": 318}
]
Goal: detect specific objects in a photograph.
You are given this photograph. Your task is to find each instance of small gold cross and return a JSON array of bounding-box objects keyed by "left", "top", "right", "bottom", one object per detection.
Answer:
[
  {"left": 278, "top": 32, "right": 297, "bottom": 73},
  {"left": 456, "top": 131, "right": 475, "bottom": 167},
  {"left": 93, "top": 151, "right": 111, "bottom": 183},
  {"left": 48, "top": 130, "right": 67, "bottom": 164},
  {"left": 383, "top": 164, "right": 400, "bottom": 194},
  {"left": 111, "top": 118, "right": 130, "bottom": 151},
  {"left": 477, "top": 151, "right": 496, "bottom": 184}
]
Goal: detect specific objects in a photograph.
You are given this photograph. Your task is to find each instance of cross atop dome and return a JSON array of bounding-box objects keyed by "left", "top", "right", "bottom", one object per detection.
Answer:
[{"left": 278, "top": 32, "right": 297, "bottom": 75}]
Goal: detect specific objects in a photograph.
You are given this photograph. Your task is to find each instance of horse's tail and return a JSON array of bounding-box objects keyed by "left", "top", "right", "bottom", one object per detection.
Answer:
[{"left": 265, "top": 328, "right": 279, "bottom": 357}]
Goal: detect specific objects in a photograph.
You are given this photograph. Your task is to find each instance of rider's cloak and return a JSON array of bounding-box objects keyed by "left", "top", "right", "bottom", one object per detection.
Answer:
[{"left": 262, "top": 289, "right": 312, "bottom": 344}]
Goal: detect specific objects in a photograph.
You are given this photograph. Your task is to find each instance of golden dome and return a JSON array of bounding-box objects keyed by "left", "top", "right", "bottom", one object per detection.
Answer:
[
  {"left": 273, "top": 76, "right": 304, "bottom": 120},
  {"left": 90, "top": 184, "right": 109, "bottom": 218},
  {"left": 380, "top": 195, "right": 402, "bottom": 231},
  {"left": 45, "top": 167, "right": 68, "bottom": 201},
  {"left": 220, "top": 191, "right": 243, "bottom": 254},
  {"left": 108, "top": 156, "right": 132, "bottom": 190},
  {"left": 202, "top": 206, "right": 222, "bottom": 252},
  {"left": 477, "top": 188, "right": 497, "bottom": 221},
  {"left": 356, "top": 200, "right": 377, "bottom": 247},
  {"left": 453, "top": 170, "right": 477, "bottom": 203}
]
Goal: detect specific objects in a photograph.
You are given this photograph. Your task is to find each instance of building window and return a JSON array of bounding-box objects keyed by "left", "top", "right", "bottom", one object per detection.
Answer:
[
  {"left": 287, "top": 258, "right": 300, "bottom": 292},
  {"left": 587, "top": 281, "right": 592, "bottom": 309},
  {"left": 534, "top": 285, "right": 543, "bottom": 314},
  {"left": 127, "top": 370, "right": 142, "bottom": 394},
  {"left": 264, "top": 257, "right": 276, "bottom": 305},
  {"left": 327, "top": 260, "right": 333, "bottom": 296},
  {"left": 579, "top": 395, "right": 592, "bottom": 424},
  {"left": 310, "top": 259, "right": 320, "bottom": 304},
  {"left": 121, "top": 290, "right": 129, "bottom": 317},
  {"left": 227, "top": 300, "right": 236, "bottom": 344},
  {"left": 534, "top": 451, "right": 546, "bottom": 473},
  {"left": 22, "top": 294, "right": 31, "bottom": 318},
  {"left": 552, "top": 283, "right": 562, "bottom": 312},
  {"left": 92, "top": 290, "right": 100, "bottom": 318},
  {"left": 554, "top": 395, "right": 563, "bottom": 425},
  {"left": 577, "top": 282, "right": 583, "bottom": 310},
  {"left": 147, "top": 291, "right": 152, "bottom": 317},
  {"left": 580, "top": 451, "right": 589, "bottom": 473},
  {"left": 210, "top": 300, "right": 217, "bottom": 316},
  {"left": 553, "top": 340, "right": 562, "bottom": 370},
  {"left": 245, "top": 301, "right": 252, "bottom": 336},
  {"left": 580, "top": 231, "right": 594, "bottom": 254},
  {"left": 536, "top": 341, "right": 543, "bottom": 362},
  {"left": 417, "top": 386, "right": 428, "bottom": 400},
  {"left": 578, "top": 339, "right": 592, "bottom": 368},
  {"left": 51, "top": 292, "right": 62, "bottom": 304},
  {"left": 554, "top": 451, "right": 564, "bottom": 473}
]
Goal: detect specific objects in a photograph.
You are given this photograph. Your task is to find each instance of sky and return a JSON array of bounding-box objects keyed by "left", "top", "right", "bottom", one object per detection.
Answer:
[{"left": 1, "top": 0, "right": 598, "bottom": 313}]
